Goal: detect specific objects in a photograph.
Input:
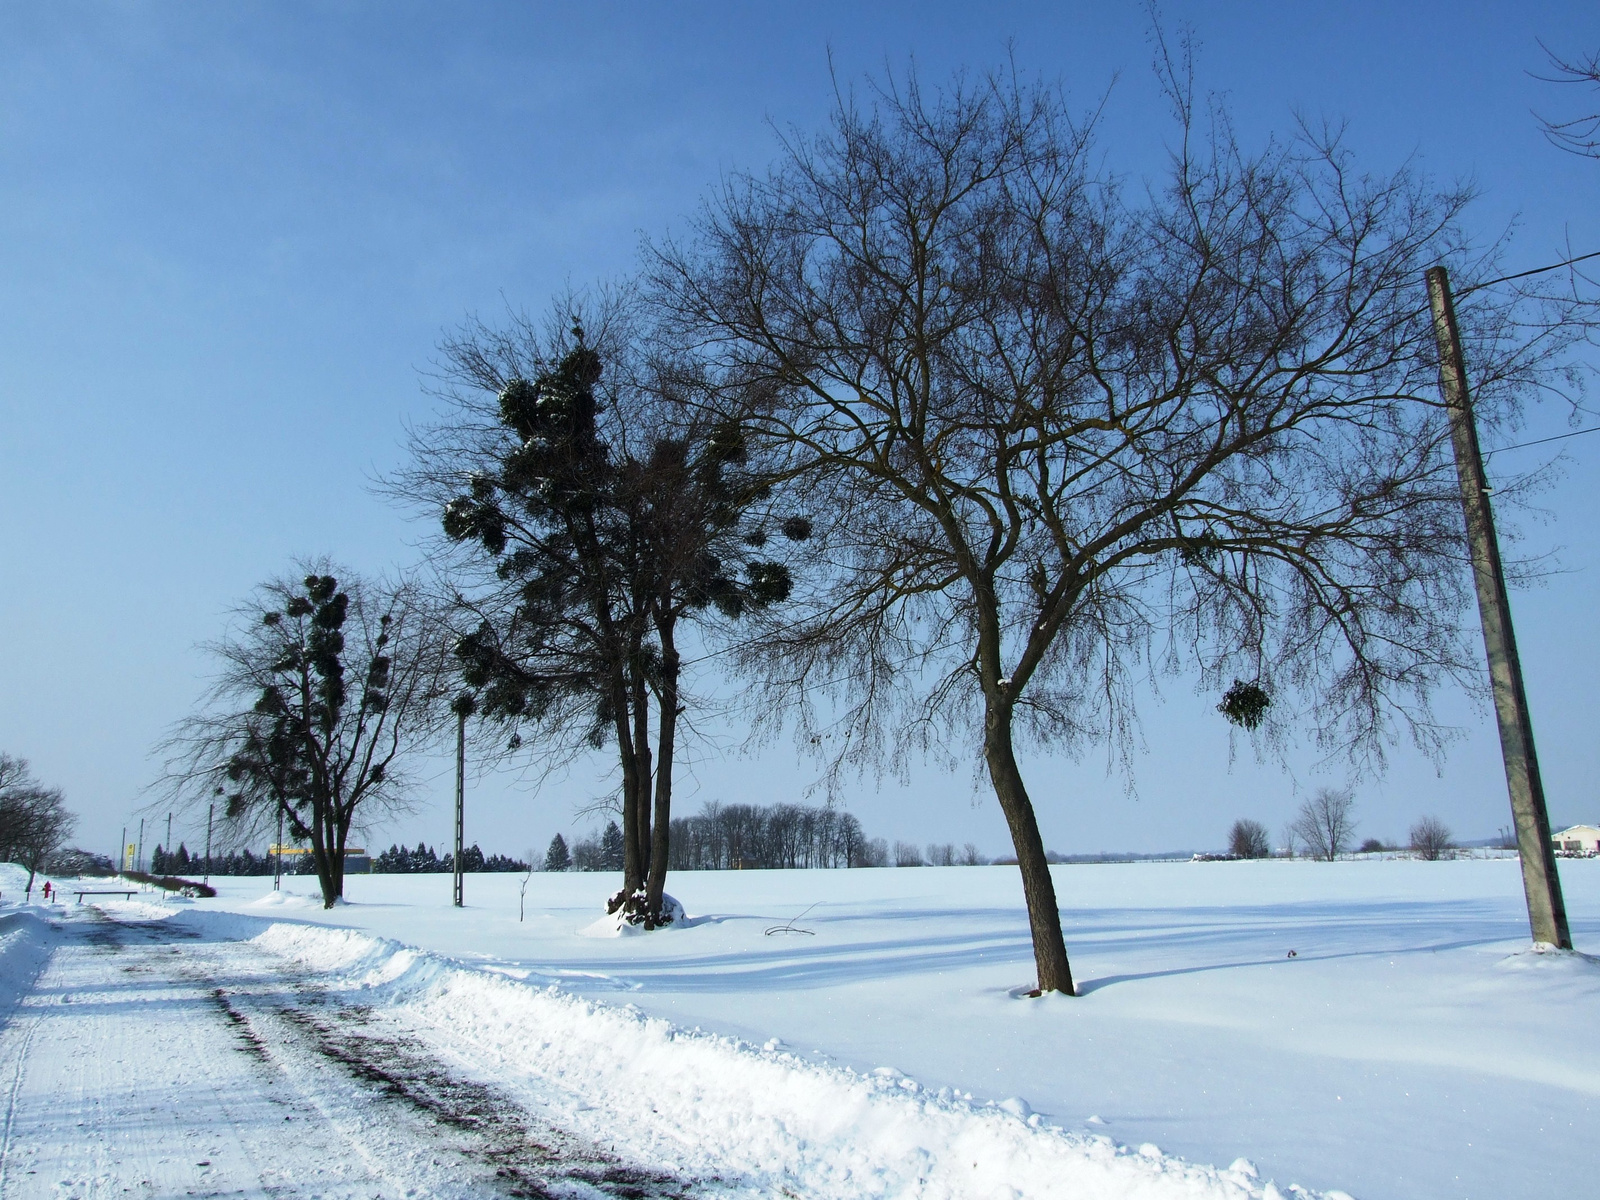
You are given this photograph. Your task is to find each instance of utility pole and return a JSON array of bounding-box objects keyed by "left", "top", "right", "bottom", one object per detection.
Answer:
[
  {"left": 274, "top": 807, "right": 284, "bottom": 891},
  {"left": 451, "top": 693, "right": 475, "bottom": 909},
  {"left": 1426, "top": 265, "right": 1572, "bottom": 949},
  {"left": 205, "top": 801, "right": 214, "bottom": 887},
  {"left": 119, "top": 825, "right": 126, "bottom": 876},
  {"left": 165, "top": 812, "right": 172, "bottom": 869},
  {"left": 451, "top": 694, "right": 473, "bottom": 908},
  {"left": 136, "top": 819, "right": 144, "bottom": 875}
]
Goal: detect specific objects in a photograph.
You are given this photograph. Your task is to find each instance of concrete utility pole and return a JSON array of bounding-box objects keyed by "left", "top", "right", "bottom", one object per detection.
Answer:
[
  {"left": 136, "top": 819, "right": 144, "bottom": 875},
  {"left": 165, "top": 812, "right": 172, "bottom": 866},
  {"left": 1426, "top": 265, "right": 1572, "bottom": 949},
  {"left": 119, "top": 826, "right": 126, "bottom": 876},
  {"left": 274, "top": 807, "right": 284, "bottom": 892},
  {"left": 204, "top": 802, "right": 214, "bottom": 887},
  {"left": 453, "top": 702, "right": 467, "bottom": 908}
]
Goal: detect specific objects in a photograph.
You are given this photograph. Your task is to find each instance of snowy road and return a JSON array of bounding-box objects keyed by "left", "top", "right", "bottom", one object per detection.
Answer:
[
  {"left": 0, "top": 893, "right": 1306, "bottom": 1200},
  {"left": 0, "top": 905, "right": 699, "bottom": 1200}
]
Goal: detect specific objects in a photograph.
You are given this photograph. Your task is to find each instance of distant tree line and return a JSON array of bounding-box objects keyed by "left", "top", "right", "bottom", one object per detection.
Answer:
[
  {"left": 373, "top": 842, "right": 528, "bottom": 873},
  {"left": 894, "top": 841, "right": 989, "bottom": 867},
  {"left": 149, "top": 843, "right": 286, "bottom": 876},
  {"left": 543, "top": 814, "right": 1009, "bottom": 872},
  {"left": 667, "top": 802, "right": 878, "bottom": 870},
  {"left": 1225, "top": 796, "right": 1457, "bottom": 861},
  {"left": 146, "top": 841, "right": 529, "bottom": 876}
]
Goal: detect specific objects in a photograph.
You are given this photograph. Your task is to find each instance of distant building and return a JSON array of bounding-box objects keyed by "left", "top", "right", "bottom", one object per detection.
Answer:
[{"left": 1552, "top": 826, "right": 1600, "bottom": 855}]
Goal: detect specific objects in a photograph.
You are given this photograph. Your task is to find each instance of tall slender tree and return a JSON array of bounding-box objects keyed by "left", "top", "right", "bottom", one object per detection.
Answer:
[{"left": 399, "top": 301, "right": 806, "bottom": 926}]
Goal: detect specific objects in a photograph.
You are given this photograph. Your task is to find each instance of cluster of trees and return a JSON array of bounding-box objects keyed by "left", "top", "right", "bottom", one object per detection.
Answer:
[
  {"left": 1228, "top": 799, "right": 1456, "bottom": 860},
  {"left": 0, "top": 754, "right": 77, "bottom": 895},
  {"left": 147, "top": 840, "right": 532, "bottom": 876},
  {"left": 167, "top": 847, "right": 273, "bottom": 876},
  {"left": 545, "top": 822, "right": 628, "bottom": 873},
  {"left": 666, "top": 802, "right": 876, "bottom": 871},
  {"left": 546, "top": 812, "right": 998, "bottom": 871},
  {"left": 147, "top": 51, "right": 1600, "bottom": 989},
  {"left": 373, "top": 843, "right": 528, "bottom": 873},
  {"left": 546, "top": 817, "right": 1007, "bottom": 871},
  {"left": 905, "top": 842, "right": 990, "bottom": 867},
  {"left": 149, "top": 844, "right": 202, "bottom": 875}
]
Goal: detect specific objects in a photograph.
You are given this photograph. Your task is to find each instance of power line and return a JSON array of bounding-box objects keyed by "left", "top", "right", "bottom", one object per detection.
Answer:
[
  {"left": 1459, "top": 248, "right": 1600, "bottom": 295},
  {"left": 1483, "top": 424, "right": 1600, "bottom": 457}
]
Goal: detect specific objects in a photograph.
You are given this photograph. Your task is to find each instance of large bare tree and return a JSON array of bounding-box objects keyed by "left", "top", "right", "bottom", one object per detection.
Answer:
[
  {"left": 1290, "top": 787, "right": 1357, "bottom": 862},
  {"left": 651, "top": 67, "right": 1590, "bottom": 994}
]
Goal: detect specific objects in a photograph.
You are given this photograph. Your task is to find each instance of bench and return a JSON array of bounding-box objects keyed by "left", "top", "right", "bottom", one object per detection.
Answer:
[{"left": 74, "top": 890, "right": 138, "bottom": 902}]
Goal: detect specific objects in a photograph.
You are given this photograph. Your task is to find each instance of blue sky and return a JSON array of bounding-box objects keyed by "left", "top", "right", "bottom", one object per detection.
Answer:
[{"left": 3, "top": 2, "right": 1599, "bottom": 866}]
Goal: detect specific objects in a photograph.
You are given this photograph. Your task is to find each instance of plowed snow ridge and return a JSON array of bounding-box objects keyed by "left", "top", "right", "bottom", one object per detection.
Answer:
[{"left": 218, "top": 909, "right": 1331, "bottom": 1199}]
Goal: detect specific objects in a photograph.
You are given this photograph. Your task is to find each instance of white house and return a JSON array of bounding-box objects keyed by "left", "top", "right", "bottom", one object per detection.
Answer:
[{"left": 1552, "top": 825, "right": 1600, "bottom": 855}]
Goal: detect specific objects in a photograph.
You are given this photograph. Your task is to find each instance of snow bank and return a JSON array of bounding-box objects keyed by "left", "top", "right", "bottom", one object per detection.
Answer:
[
  {"left": 0, "top": 862, "right": 39, "bottom": 900},
  {"left": 234, "top": 915, "right": 1333, "bottom": 1200},
  {"left": 0, "top": 910, "right": 54, "bottom": 1016}
]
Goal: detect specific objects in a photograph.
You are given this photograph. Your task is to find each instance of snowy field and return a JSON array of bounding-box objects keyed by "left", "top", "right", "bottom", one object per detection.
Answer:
[{"left": 1, "top": 858, "right": 1596, "bottom": 1199}]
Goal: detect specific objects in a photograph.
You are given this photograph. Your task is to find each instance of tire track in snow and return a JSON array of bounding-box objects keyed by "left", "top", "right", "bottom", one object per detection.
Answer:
[
  {"left": 157, "top": 910, "right": 715, "bottom": 1199},
  {"left": 0, "top": 978, "right": 45, "bottom": 1197},
  {"left": 0, "top": 905, "right": 720, "bottom": 1199}
]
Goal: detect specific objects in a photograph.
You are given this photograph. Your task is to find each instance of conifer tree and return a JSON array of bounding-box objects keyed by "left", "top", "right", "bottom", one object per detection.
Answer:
[
  {"left": 544, "top": 833, "right": 571, "bottom": 872},
  {"left": 600, "top": 820, "right": 624, "bottom": 872}
]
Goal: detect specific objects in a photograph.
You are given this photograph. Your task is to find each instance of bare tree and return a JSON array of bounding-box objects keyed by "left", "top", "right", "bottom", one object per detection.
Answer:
[
  {"left": 1291, "top": 788, "right": 1358, "bottom": 861},
  {"left": 651, "top": 62, "right": 1590, "bottom": 993},
  {"left": 520, "top": 850, "right": 535, "bottom": 921},
  {"left": 668, "top": 801, "right": 867, "bottom": 869},
  {"left": 1536, "top": 42, "right": 1600, "bottom": 158},
  {"left": 156, "top": 566, "right": 449, "bottom": 907},
  {"left": 0, "top": 754, "right": 76, "bottom": 896},
  {"left": 1409, "top": 814, "right": 1454, "bottom": 860},
  {"left": 1228, "top": 818, "right": 1272, "bottom": 859},
  {"left": 893, "top": 841, "right": 925, "bottom": 867},
  {"left": 960, "top": 842, "right": 988, "bottom": 866}
]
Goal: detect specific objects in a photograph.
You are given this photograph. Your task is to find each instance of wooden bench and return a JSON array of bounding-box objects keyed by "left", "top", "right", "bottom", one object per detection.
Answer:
[{"left": 74, "top": 890, "right": 138, "bottom": 902}]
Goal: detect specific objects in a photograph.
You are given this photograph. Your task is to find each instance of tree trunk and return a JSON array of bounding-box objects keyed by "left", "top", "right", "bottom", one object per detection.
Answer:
[
  {"left": 645, "top": 617, "right": 679, "bottom": 927},
  {"left": 611, "top": 659, "right": 644, "bottom": 896},
  {"left": 631, "top": 658, "right": 653, "bottom": 881},
  {"left": 309, "top": 809, "right": 338, "bottom": 910},
  {"left": 331, "top": 812, "right": 348, "bottom": 902},
  {"left": 983, "top": 699, "right": 1075, "bottom": 996}
]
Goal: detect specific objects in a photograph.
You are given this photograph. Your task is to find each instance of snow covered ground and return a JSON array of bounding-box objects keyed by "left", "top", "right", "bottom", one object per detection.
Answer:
[{"left": 1, "top": 858, "right": 1595, "bottom": 1199}]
